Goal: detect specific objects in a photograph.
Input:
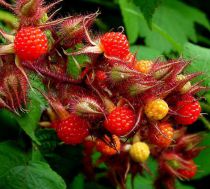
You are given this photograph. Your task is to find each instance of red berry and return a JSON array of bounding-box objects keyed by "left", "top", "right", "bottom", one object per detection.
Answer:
[
  {"left": 96, "top": 135, "right": 121, "bottom": 155},
  {"left": 14, "top": 27, "right": 48, "bottom": 61},
  {"left": 55, "top": 114, "right": 90, "bottom": 144},
  {"left": 99, "top": 32, "right": 129, "bottom": 59},
  {"left": 51, "top": 120, "right": 59, "bottom": 129},
  {"left": 95, "top": 70, "right": 108, "bottom": 88},
  {"left": 95, "top": 70, "right": 107, "bottom": 82},
  {"left": 175, "top": 95, "right": 201, "bottom": 125},
  {"left": 177, "top": 160, "right": 197, "bottom": 179},
  {"left": 104, "top": 107, "right": 135, "bottom": 136},
  {"left": 149, "top": 122, "right": 174, "bottom": 148}
]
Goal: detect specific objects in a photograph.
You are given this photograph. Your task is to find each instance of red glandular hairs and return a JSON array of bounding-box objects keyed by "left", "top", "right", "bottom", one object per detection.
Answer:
[{"left": 0, "top": 1, "right": 207, "bottom": 189}]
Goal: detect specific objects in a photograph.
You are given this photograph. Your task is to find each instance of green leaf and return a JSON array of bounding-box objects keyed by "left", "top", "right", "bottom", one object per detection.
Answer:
[
  {"left": 0, "top": 161, "right": 66, "bottom": 189},
  {"left": 0, "top": 10, "right": 18, "bottom": 28},
  {"left": 119, "top": 0, "right": 208, "bottom": 53},
  {"left": 164, "top": 0, "right": 210, "bottom": 31},
  {"left": 126, "top": 157, "right": 158, "bottom": 189},
  {"left": 126, "top": 174, "right": 154, "bottom": 189},
  {"left": 35, "top": 128, "right": 59, "bottom": 153},
  {"left": 45, "top": 145, "right": 83, "bottom": 179},
  {"left": 176, "top": 181, "right": 194, "bottom": 189},
  {"left": 70, "top": 174, "right": 84, "bottom": 189},
  {"left": 85, "top": 182, "right": 109, "bottom": 189},
  {"left": 119, "top": 1, "right": 182, "bottom": 53},
  {"left": 145, "top": 4, "right": 192, "bottom": 53},
  {"left": 193, "top": 133, "right": 210, "bottom": 179},
  {"left": 143, "top": 0, "right": 210, "bottom": 52},
  {"left": 0, "top": 141, "right": 28, "bottom": 177},
  {"left": 133, "top": 0, "right": 162, "bottom": 28},
  {"left": 144, "top": 157, "right": 158, "bottom": 179},
  {"left": 67, "top": 54, "right": 90, "bottom": 78},
  {"left": 28, "top": 73, "right": 47, "bottom": 106},
  {"left": 183, "top": 42, "right": 210, "bottom": 87},
  {"left": 130, "top": 45, "right": 162, "bottom": 60},
  {"left": 92, "top": 151, "right": 101, "bottom": 163},
  {"left": 204, "top": 92, "right": 210, "bottom": 104},
  {"left": 91, "top": 152, "right": 107, "bottom": 169},
  {"left": 31, "top": 143, "right": 45, "bottom": 162},
  {"left": 16, "top": 74, "right": 47, "bottom": 144},
  {"left": 119, "top": 0, "right": 140, "bottom": 44}
]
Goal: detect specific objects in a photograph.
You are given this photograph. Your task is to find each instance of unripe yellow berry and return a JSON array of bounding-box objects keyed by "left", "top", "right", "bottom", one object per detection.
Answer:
[
  {"left": 134, "top": 60, "right": 153, "bottom": 74},
  {"left": 144, "top": 99, "right": 169, "bottom": 120},
  {"left": 176, "top": 74, "right": 191, "bottom": 94},
  {"left": 129, "top": 142, "right": 150, "bottom": 163}
]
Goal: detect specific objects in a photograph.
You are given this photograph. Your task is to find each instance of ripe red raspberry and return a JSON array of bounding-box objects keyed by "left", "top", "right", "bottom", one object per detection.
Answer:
[
  {"left": 177, "top": 160, "right": 197, "bottom": 179},
  {"left": 55, "top": 114, "right": 90, "bottom": 144},
  {"left": 14, "top": 27, "right": 48, "bottom": 61},
  {"left": 96, "top": 135, "right": 121, "bottom": 155},
  {"left": 104, "top": 107, "right": 136, "bottom": 136},
  {"left": 175, "top": 95, "right": 201, "bottom": 125},
  {"left": 99, "top": 32, "right": 130, "bottom": 59},
  {"left": 149, "top": 122, "right": 174, "bottom": 148}
]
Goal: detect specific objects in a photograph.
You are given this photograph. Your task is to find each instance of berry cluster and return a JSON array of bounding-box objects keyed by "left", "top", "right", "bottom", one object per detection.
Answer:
[{"left": 0, "top": 1, "right": 206, "bottom": 189}]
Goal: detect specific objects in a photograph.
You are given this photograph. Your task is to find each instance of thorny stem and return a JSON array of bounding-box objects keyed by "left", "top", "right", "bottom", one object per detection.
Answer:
[
  {"left": 0, "top": 29, "right": 14, "bottom": 42},
  {"left": 45, "top": 0, "right": 63, "bottom": 11},
  {"left": 0, "top": 0, "right": 14, "bottom": 11},
  {"left": 21, "top": 61, "right": 83, "bottom": 83},
  {"left": 38, "top": 16, "right": 73, "bottom": 29},
  {"left": 15, "top": 56, "right": 34, "bottom": 91},
  {"left": 47, "top": 7, "right": 62, "bottom": 21},
  {"left": 199, "top": 116, "right": 210, "bottom": 130}
]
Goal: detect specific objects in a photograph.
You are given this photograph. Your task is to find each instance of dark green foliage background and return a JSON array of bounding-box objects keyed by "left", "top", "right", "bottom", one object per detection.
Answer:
[{"left": 0, "top": 0, "right": 210, "bottom": 188}]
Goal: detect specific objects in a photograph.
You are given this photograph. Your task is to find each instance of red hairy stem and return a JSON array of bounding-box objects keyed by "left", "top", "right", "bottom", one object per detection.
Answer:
[
  {"left": 21, "top": 61, "right": 83, "bottom": 83},
  {"left": 0, "top": 0, "right": 14, "bottom": 11}
]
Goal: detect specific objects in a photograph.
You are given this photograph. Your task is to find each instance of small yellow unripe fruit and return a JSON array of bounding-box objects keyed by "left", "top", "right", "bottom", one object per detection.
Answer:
[
  {"left": 176, "top": 74, "right": 192, "bottom": 94},
  {"left": 129, "top": 142, "right": 150, "bottom": 163},
  {"left": 134, "top": 60, "right": 153, "bottom": 74},
  {"left": 144, "top": 99, "right": 169, "bottom": 120}
]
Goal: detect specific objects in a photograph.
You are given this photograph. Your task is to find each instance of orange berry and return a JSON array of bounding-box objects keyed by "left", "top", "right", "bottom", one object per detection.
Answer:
[
  {"left": 149, "top": 122, "right": 174, "bottom": 148},
  {"left": 96, "top": 135, "right": 121, "bottom": 155},
  {"left": 134, "top": 60, "right": 153, "bottom": 74}
]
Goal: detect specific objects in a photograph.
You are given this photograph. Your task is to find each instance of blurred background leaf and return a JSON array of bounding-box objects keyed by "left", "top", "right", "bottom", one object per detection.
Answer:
[{"left": 183, "top": 42, "right": 210, "bottom": 87}]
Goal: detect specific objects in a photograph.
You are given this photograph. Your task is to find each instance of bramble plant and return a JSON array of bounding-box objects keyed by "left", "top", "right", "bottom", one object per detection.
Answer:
[{"left": 0, "top": 0, "right": 210, "bottom": 189}]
